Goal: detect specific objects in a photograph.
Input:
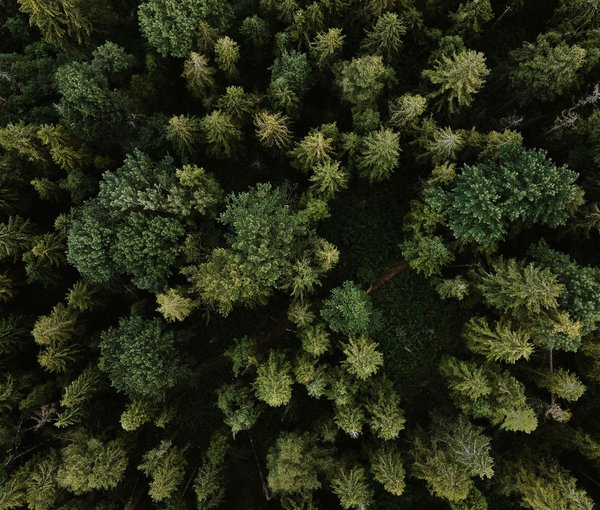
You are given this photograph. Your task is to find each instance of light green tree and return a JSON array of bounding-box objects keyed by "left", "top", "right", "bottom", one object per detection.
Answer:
[{"left": 422, "top": 50, "right": 489, "bottom": 112}]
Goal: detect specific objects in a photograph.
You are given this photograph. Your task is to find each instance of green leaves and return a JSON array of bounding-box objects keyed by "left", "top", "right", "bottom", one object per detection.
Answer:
[
  {"left": 331, "top": 465, "right": 373, "bottom": 510},
  {"left": 321, "top": 281, "right": 372, "bottom": 336},
  {"left": 429, "top": 146, "right": 583, "bottom": 245},
  {"left": 192, "top": 183, "right": 314, "bottom": 314},
  {"left": 342, "top": 336, "right": 383, "bottom": 380},
  {"left": 476, "top": 258, "right": 564, "bottom": 316},
  {"left": 138, "top": 441, "right": 187, "bottom": 502},
  {"left": 99, "top": 316, "right": 184, "bottom": 400},
  {"left": 464, "top": 317, "right": 533, "bottom": 364},
  {"left": 411, "top": 415, "right": 493, "bottom": 503},
  {"left": 254, "top": 351, "right": 293, "bottom": 407},
  {"left": 138, "top": 0, "right": 204, "bottom": 57},
  {"left": 266, "top": 432, "right": 332, "bottom": 495},
  {"left": 423, "top": 49, "right": 489, "bottom": 112},
  {"left": 56, "top": 435, "right": 128, "bottom": 494},
  {"left": 335, "top": 55, "right": 394, "bottom": 108},
  {"left": 510, "top": 33, "right": 587, "bottom": 103},
  {"left": 357, "top": 128, "right": 400, "bottom": 182}
]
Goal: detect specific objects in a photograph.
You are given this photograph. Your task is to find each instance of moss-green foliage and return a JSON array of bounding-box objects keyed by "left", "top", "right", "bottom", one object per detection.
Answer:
[
  {"left": 54, "top": 42, "right": 134, "bottom": 144},
  {"left": 4, "top": 1, "right": 600, "bottom": 509},
  {"left": 56, "top": 435, "right": 128, "bottom": 494},
  {"left": 99, "top": 316, "right": 184, "bottom": 400},
  {"left": 426, "top": 146, "right": 583, "bottom": 244},
  {"left": 321, "top": 281, "right": 372, "bottom": 336},
  {"left": 189, "top": 183, "right": 314, "bottom": 315},
  {"left": 509, "top": 33, "right": 587, "bottom": 103}
]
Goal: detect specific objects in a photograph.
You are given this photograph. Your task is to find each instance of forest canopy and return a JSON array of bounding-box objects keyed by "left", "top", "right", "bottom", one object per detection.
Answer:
[{"left": 1, "top": 1, "right": 600, "bottom": 509}]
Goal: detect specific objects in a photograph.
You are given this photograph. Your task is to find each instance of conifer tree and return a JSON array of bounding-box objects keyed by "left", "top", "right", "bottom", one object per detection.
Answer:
[
  {"left": 361, "top": 12, "right": 406, "bottom": 62},
  {"left": 194, "top": 432, "right": 230, "bottom": 510},
  {"left": 99, "top": 316, "right": 184, "bottom": 400},
  {"left": 266, "top": 431, "right": 332, "bottom": 497},
  {"left": 56, "top": 434, "right": 128, "bottom": 494},
  {"left": 310, "top": 28, "right": 345, "bottom": 69},
  {"left": 166, "top": 115, "right": 202, "bottom": 159},
  {"left": 509, "top": 33, "right": 587, "bottom": 103},
  {"left": 356, "top": 128, "right": 400, "bottom": 182},
  {"left": 240, "top": 15, "right": 270, "bottom": 47},
  {"left": 138, "top": 441, "right": 187, "bottom": 502},
  {"left": 17, "top": 0, "right": 94, "bottom": 49},
  {"left": 254, "top": 351, "right": 293, "bottom": 407},
  {"left": 370, "top": 444, "right": 405, "bottom": 496},
  {"left": 411, "top": 415, "right": 493, "bottom": 503},
  {"left": 331, "top": 465, "right": 373, "bottom": 510},
  {"left": 200, "top": 110, "right": 243, "bottom": 159},
  {"left": 254, "top": 111, "right": 293, "bottom": 149},
  {"left": 335, "top": 55, "right": 394, "bottom": 108},
  {"left": 422, "top": 50, "right": 489, "bottom": 112},
  {"left": 321, "top": 281, "right": 372, "bottom": 336},
  {"left": 182, "top": 53, "right": 216, "bottom": 97},
  {"left": 214, "top": 36, "right": 240, "bottom": 79}
]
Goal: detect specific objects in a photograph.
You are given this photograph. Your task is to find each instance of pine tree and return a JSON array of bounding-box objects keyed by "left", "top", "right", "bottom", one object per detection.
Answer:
[
  {"left": 356, "top": 128, "right": 400, "bottom": 182},
  {"left": 194, "top": 433, "right": 230, "bottom": 510},
  {"left": 509, "top": 33, "right": 587, "bottom": 103},
  {"left": 138, "top": 0, "right": 205, "bottom": 57},
  {"left": 182, "top": 53, "right": 216, "bottom": 97},
  {"left": 56, "top": 434, "right": 128, "bottom": 494},
  {"left": 331, "top": 465, "right": 373, "bottom": 510},
  {"left": 426, "top": 126, "right": 464, "bottom": 163},
  {"left": 214, "top": 36, "right": 240, "bottom": 79},
  {"left": 32, "top": 303, "right": 78, "bottom": 346},
  {"left": 240, "top": 15, "right": 270, "bottom": 47},
  {"left": 370, "top": 445, "right": 405, "bottom": 496},
  {"left": 218, "top": 86, "right": 256, "bottom": 121},
  {"left": 400, "top": 232, "right": 454, "bottom": 277},
  {"left": 17, "top": 0, "right": 94, "bottom": 49},
  {"left": 361, "top": 12, "right": 406, "bottom": 62},
  {"left": 427, "top": 146, "right": 583, "bottom": 245},
  {"left": 66, "top": 281, "right": 101, "bottom": 312},
  {"left": 25, "top": 452, "right": 60, "bottom": 510},
  {"left": 335, "top": 55, "right": 394, "bottom": 108},
  {"left": 99, "top": 316, "right": 184, "bottom": 400},
  {"left": 289, "top": 129, "right": 336, "bottom": 172},
  {"left": 411, "top": 415, "right": 493, "bottom": 503},
  {"left": 499, "top": 456, "right": 593, "bottom": 510},
  {"left": 38, "top": 342, "right": 80, "bottom": 374},
  {"left": 254, "top": 351, "right": 293, "bottom": 407},
  {"left": 120, "top": 399, "right": 158, "bottom": 431},
  {"left": 449, "top": 0, "right": 494, "bottom": 38},
  {"left": 537, "top": 368, "right": 586, "bottom": 402},
  {"left": 476, "top": 259, "right": 563, "bottom": 316},
  {"left": 138, "top": 441, "right": 187, "bottom": 502},
  {"left": 366, "top": 379, "right": 405, "bottom": 439},
  {"left": 166, "top": 115, "right": 202, "bottom": 159},
  {"left": 321, "top": 281, "right": 372, "bottom": 336},
  {"left": 200, "top": 110, "right": 243, "bottom": 159},
  {"left": 310, "top": 28, "right": 345, "bottom": 69},
  {"left": 388, "top": 94, "right": 427, "bottom": 129},
  {"left": 266, "top": 431, "right": 332, "bottom": 496},
  {"left": 217, "top": 382, "right": 261, "bottom": 437},
  {"left": 342, "top": 336, "right": 383, "bottom": 380},
  {"left": 254, "top": 111, "right": 293, "bottom": 149},
  {"left": 156, "top": 288, "right": 197, "bottom": 322},
  {"left": 464, "top": 316, "right": 534, "bottom": 363},
  {"left": 0, "top": 216, "right": 34, "bottom": 260},
  {"left": 422, "top": 50, "right": 489, "bottom": 112},
  {"left": 0, "top": 315, "right": 31, "bottom": 355},
  {"left": 30, "top": 232, "right": 66, "bottom": 267}
]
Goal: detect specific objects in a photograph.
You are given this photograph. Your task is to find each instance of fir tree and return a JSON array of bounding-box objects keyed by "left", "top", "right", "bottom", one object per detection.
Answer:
[{"left": 422, "top": 50, "right": 489, "bottom": 112}]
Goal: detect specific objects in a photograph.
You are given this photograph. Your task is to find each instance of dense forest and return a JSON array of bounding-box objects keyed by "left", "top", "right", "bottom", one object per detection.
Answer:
[{"left": 1, "top": 0, "right": 600, "bottom": 508}]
